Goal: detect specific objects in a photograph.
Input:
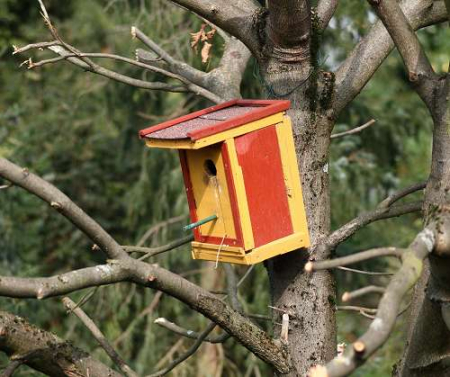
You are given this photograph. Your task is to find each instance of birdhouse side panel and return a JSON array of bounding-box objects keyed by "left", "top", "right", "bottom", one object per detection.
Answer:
[
  {"left": 234, "top": 125, "right": 294, "bottom": 248},
  {"left": 179, "top": 145, "right": 243, "bottom": 247}
]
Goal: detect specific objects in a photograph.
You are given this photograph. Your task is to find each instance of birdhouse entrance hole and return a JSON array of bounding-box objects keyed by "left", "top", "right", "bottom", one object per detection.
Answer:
[{"left": 204, "top": 159, "right": 217, "bottom": 177}]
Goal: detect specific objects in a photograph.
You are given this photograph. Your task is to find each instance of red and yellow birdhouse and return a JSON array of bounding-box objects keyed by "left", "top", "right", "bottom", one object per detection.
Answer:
[{"left": 139, "top": 99, "right": 309, "bottom": 265}]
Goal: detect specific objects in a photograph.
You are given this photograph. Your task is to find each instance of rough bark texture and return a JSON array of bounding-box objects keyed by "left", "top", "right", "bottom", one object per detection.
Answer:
[
  {"left": 397, "top": 71, "right": 450, "bottom": 376},
  {"left": 0, "top": 311, "right": 122, "bottom": 377},
  {"left": 258, "top": 3, "right": 338, "bottom": 373}
]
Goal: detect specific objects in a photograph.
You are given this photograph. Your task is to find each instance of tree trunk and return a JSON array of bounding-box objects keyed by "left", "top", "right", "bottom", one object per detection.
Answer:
[
  {"left": 261, "top": 51, "right": 337, "bottom": 374},
  {"left": 397, "top": 73, "right": 450, "bottom": 376}
]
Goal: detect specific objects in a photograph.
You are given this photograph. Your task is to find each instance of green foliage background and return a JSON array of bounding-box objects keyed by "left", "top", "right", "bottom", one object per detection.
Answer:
[{"left": 0, "top": 0, "right": 448, "bottom": 375}]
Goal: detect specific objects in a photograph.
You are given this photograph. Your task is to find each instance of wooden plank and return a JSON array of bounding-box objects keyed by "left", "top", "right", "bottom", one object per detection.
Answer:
[
  {"left": 275, "top": 117, "right": 310, "bottom": 243},
  {"left": 224, "top": 139, "right": 255, "bottom": 251},
  {"left": 235, "top": 125, "right": 293, "bottom": 248}
]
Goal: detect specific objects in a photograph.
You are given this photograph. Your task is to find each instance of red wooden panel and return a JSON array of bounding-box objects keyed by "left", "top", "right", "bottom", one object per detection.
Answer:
[
  {"left": 179, "top": 151, "right": 201, "bottom": 242},
  {"left": 235, "top": 126, "right": 293, "bottom": 247}
]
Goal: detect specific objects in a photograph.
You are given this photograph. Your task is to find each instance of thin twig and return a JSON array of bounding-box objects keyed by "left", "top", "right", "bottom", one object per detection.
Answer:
[
  {"left": 325, "top": 201, "right": 422, "bottom": 251},
  {"left": 378, "top": 181, "right": 427, "bottom": 208},
  {"left": 136, "top": 215, "right": 187, "bottom": 246},
  {"left": 331, "top": 119, "right": 376, "bottom": 139},
  {"left": 62, "top": 297, "right": 138, "bottom": 377},
  {"left": 317, "top": 227, "right": 437, "bottom": 376},
  {"left": 342, "top": 286, "right": 386, "bottom": 302},
  {"left": 337, "top": 266, "right": 393, "bottom": 276},
  {"left": 153, "top": 318, "right": 229, "bottom": 344},
  {"left": 0, "top": 183, "right": 13, "bottom": 190},
  {"left": 305, "top": 247, "right": 403, "bottom": 272},
  {"left": 122, "top": 235, "right": 193, "bottom": 261},
  {"left": 1, "top": 360, "right": 23, "bottom": 377},
  {"left": 146, "top": 322, "right": 217, "bottom": 377}
]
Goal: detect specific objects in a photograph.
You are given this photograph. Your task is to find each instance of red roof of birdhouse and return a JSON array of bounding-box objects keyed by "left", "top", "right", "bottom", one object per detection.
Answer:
[{"left": 139, "top": 99, "right": 290, "bottom": 141}]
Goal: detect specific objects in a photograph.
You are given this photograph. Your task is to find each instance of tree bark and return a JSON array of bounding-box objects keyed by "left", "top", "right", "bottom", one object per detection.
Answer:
[
  {"left": 0, "top": 310, "right": 122, "bottom": 377},
  {"left": 258, "top": 3, "right": 337, "bottom": 373},
  {"left": 397, "top": 73, "right": 450, "bottom": 376}
]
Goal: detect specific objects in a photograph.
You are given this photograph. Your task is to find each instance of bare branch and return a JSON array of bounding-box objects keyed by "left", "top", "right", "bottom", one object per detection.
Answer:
[
  {"left": 0, "top": 310, "right": 122, "bottom": 377},
  {"left": 325, "top": 201, "right": 422, "bottom": 251},
  {"left": 12, "top": 41, "right": 60, "bottom": 54},
  {"left": 63, "top": 297, "right": 138, "bottom": 377},
  {"left": 0, "top": 182, "right": 13, "bottom": 190},
  {"left": 154, "top": 318, "right": 229, "bottom": 343},
  {"left": 131, "top": 27, "right": 211, "bottom": 89},
  {"left": 136, "top": 215, "right": 188, "bottom": 246},
  {"left": 0, "top": 157, "right": 288, "bottom": 372},
  {"left": 378, "top": 181, "right": 427, "bottom": 208},
  {"left": 146, "top": 322, "right": 217, "bottom": 377},
  {"left": 14, "top": 4, "right": 223, "bottom": 102},
  {"left": 1, "top": 360, "right": 23, "bottom": 377},
  {"left": 0, "top": 157, "right": 127, "bottom": 260},
  {"left": 122, "top": 235, "right": 194, "bottom": 260},
  {"left": 315, "top": 227, "right": 436, "bottom": 376},
  {"left": 342, "top": 286, "right": 386, "bottom": 302},
  {"left": 336, "top": 305, "right": 378, "bottom": 315},
  {"left": 367, "top": 0, "right": 437, "bottom": 106},
  {"left": 337, "top": 266, "right": 393, "bottom": 276},
  {"left": 316, "top": 0, "right": 339, "bottom": 31},
  {"left": 334, "top": 0, "right": 447, "bottom": 115},
  {"left": 114, "top": 291, "right": 163, "bottom": 347},
  {"left": 305, "top": 247, "right": 402, "bottom": 272},
  {"left": 330, "top": 119, "right": 376, "bottom": 139}
]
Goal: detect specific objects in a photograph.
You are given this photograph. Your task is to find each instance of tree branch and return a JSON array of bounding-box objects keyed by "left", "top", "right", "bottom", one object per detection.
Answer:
[
  {"left": 63, "top": 297, "right": 138, "bottom": 377},
  {"left": 314, "top": 227, "right": 436, "bottom": 376},
  {"left": 333, "top": 0, "right": 446, "bottom": 115},
  {"left": 378, "top": 181, "right": 427, "bottom": 208},
  {"left": 0, "top": 310, "right": 122, "bottom": 377},
  {"left": 153, "top": 318, "right": 229, "bottom": 343},
  {"left": 0, "top": 157, "right": 289, "bottom": 373},
  {"left": 342, "top": 286, "right": 386, "bottom": 302},
  {"left": 330, "top": 119, "right": 376, "bottom": 139},
  {"left": 146, "top": 322, "right": 217, "bottom": 377},
  {"left": 305, "top": 247, "right": 402, "bottom": 272},
  {"left": 367, "top": 0, "right": 437, "bottom": 107},
  {"left": 324, "top": 201, "right": 422, "bottom": 251},
  {"left": 316, "top": 0, "right": 339, "bottom": 31},
  {"left": 0, "top": 157, "right": 127, "bottom": 260},
  {"left": 122, "top": 235, "right": 194, "bottom": 260}
]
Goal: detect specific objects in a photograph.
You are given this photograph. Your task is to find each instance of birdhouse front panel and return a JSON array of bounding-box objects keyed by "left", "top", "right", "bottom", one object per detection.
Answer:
[{"left": 139, "top": 99, "right": 310, "bottom": 265}]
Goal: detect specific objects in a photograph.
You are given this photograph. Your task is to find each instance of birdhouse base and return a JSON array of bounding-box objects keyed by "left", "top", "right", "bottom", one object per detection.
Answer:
[{"left": 191, "top": 232, "right": 309, "bottom": 265}]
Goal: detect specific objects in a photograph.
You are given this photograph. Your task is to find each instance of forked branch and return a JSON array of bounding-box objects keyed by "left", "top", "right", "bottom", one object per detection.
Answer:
[
  {"left": 310, "top": 227, "right": 437, "bottom": 376},
  {"left": 0, "top": 157, "right": 289, "bottom": 373},
  {"left": 367, "top": 0, "right": 437, "bottom": 107}
]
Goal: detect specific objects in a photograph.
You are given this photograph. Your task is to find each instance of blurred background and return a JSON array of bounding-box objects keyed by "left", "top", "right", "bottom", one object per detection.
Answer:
[{"left": 0, "top": 0, "right": 448, "bottom": 375}]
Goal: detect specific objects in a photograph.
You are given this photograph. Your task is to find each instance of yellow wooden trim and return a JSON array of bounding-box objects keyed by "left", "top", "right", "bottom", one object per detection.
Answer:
[
  {"left": 275, "top": 117, "right": 310, "bottom": 246},
  {"left": 246, "top": 232, "right": 309, "bottom": 264},
  {"left": 224, "top": 139, "right": 254, "bottom": 251},
  {"left": 191, "top": 232, "right": 308, "bottom": 265},
  {"left": 191, "top": 242, "right": 250, "bottom": 265},
  {"left": 144, "top": 113, "right": 284, "bottom": 150}
]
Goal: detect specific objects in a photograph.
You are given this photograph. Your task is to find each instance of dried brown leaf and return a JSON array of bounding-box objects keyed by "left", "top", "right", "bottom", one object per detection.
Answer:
[{"left": 201, "top": 42, "right": 212, "bottom": 64}]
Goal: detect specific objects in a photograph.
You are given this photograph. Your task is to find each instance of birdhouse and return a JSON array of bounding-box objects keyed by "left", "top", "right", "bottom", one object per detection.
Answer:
[{"left": 139, "top": 99, "right": 310, "bottom": 265}]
